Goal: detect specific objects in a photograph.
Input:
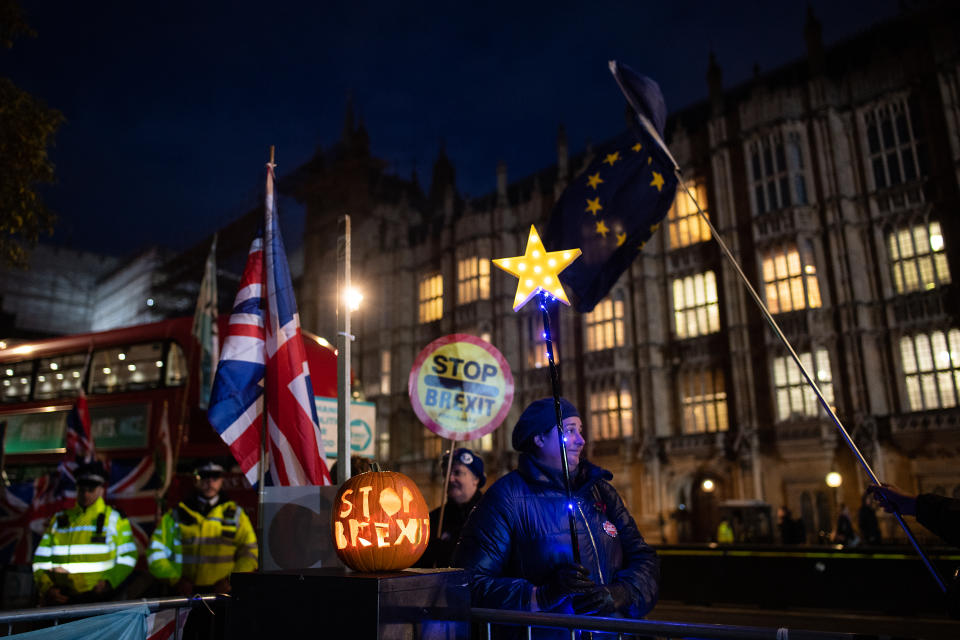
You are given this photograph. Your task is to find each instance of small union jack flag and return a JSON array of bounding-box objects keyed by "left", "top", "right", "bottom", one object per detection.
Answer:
[{"left": 208, "top": 160, "right": 331, "bottom": 486}]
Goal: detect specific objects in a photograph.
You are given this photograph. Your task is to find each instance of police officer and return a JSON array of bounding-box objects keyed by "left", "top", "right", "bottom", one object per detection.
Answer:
[
  {"left": 149, "top": 461, "right": 257, "bottom": 594},
  {"left": 33, "top": 461, "right": 138, "bottom": 605},
  {"left": 416, "top": 448, "right": 486, "bottom": 568}
]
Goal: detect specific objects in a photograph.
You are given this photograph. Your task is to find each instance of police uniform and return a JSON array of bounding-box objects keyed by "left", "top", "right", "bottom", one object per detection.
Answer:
[
  {"left": 33, "top": 466, "right": 138, "bottom": 603},
  {"left": 147, "top": 509, "right": 183, "bottom": 581},
  {"left": 149, "top": 463, "right": 257, "bottom": 590}
]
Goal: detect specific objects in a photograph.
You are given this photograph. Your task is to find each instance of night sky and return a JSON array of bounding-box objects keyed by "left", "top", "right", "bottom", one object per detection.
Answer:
[{"left": 4, "top": 1, "right": 899, "bottom": 257}]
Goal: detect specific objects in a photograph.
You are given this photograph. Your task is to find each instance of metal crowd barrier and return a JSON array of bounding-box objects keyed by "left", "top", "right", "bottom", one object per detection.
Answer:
[
  {"left": 0, "top": 597, "right": 878, "bottom": 639},
  {"left": 470, "top": 608, "right": 862, "bottom": 640},
  {"left": 0, "top": 595, "right": 226, "bottom": 637}
]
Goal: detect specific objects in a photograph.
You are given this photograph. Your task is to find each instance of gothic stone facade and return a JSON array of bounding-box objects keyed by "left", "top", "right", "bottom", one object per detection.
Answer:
[{"left": 294, "top": 6, "right": 960, "bottom": 543}]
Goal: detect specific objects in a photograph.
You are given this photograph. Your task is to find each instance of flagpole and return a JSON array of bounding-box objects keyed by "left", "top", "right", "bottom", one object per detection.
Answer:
[
  {"left": 538, "top": 290, "right": 580, "bottom": 564},
  {"left": 257, "top": 146, "right": 275, "bottom": 571},
  {"left": 676, "top": 174, "right": 947, "bottom": 594}
]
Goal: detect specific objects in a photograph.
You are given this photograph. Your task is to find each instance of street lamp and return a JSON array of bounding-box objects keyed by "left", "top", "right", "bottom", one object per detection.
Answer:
[
  {"left": 346, "top": 287, "right": 363, "bottom": 312},
  {"left": 825, "top": 471, "right": 842, "bottom": 488},
  {"left": 701, "top": 478, "right": 716, "bottom": 493}
]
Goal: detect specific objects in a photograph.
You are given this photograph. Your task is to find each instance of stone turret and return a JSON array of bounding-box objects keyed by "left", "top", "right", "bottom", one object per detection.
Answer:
[
  {"left": 805, "top": 6, "right": 825, "bottom": 76},
  {"left": 707, "top": 52, "right": 723, "bottom": 116},
  {"left": 429, "top": 142, "right": 456, "bottom": 215}
]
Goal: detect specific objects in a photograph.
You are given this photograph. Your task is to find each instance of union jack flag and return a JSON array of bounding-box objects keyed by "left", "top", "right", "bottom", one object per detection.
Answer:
[
  {"left": 208, "top": 160, "right": 331, "bottom": 487},
  {"left": 107, "top": 456, "right": 161, "bottom": 553},
  {"left": 0, "top": 476, "right": 68, "bottom": 565},
  {"left": 57, "top": 390, "right": 95, "bottom": 488},
  {"left": 0, "top": 457, "right": 161, "bottom": 567}
]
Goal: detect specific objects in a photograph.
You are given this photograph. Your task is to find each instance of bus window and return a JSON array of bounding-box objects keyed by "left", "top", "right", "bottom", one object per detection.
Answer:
[
  {"left": 165, "top": 341, "right": 187, "bottom": 387},
  {"left": 2, "top": 360, "right": 33, "bottom": 403},
  {"left": 91, "top": 342, "right": 166, "bottom": 393},
  {"left": 34, "top": 353, "right": 88, "bottom": 400}
]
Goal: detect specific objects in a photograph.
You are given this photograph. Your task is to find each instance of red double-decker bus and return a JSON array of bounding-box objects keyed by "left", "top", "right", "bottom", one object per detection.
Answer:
[{"left": 0, "top": 316, "right": 337, "bottom": 576}]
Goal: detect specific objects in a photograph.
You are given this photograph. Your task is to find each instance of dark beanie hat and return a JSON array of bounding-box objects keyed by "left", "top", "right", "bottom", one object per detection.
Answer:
[
  {"left": 512, "top": 397, "right": 579, "bottom": 451},
  {"left": 443, "top": 448, "right": 486, "bottom": 488}
]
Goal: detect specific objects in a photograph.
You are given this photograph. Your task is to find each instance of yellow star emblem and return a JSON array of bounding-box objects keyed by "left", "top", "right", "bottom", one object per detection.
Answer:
[
  {"left": 587, "top": 172, "right": 604, "bottom": 189},
  {"left": 650, "top": 171, "right": 665, "bottom": 191},
  {"left": 595, "top": 220, "right": 610, "bottom": 237},
  {"left": 585, "top": 197, "right": 602, "bottom": 216},
  {"left": 632, "top": 142, "right": 642, "bottom": 152},
  {"left": 492, "top": 225, "right": 581, "bottom": 311},
  {"left": 603, "top": 152, "right": 620, "bottom": 166},
  {"left": 647, "top": 157, "right": 652, "bottom": 165},
  {"left": 616, "top": 232, "right": 627, "bottom": 247}
]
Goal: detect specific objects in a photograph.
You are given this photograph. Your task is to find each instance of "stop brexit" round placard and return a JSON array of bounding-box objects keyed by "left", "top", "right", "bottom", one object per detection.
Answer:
[{"left": 408, "top": 334, "right": 514, "bottom": 441}]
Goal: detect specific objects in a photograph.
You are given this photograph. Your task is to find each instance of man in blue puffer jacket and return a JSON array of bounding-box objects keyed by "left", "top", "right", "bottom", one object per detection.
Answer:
[{"left": 453, "top": 397, "right": 659, "bottom": 626}]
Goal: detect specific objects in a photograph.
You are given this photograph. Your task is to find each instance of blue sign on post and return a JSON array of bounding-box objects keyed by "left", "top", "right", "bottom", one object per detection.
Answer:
[{"left": 314, "top": 397, "right": 376, "bottom": 460}]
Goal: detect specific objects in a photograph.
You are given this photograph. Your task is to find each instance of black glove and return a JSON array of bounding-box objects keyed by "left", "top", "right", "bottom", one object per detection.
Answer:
[
  {"left": 536, "top": 563, "right": 595, "bottom": 611},
  {"left": 572, "top": 581, "right": 631, "bottom": 616}
]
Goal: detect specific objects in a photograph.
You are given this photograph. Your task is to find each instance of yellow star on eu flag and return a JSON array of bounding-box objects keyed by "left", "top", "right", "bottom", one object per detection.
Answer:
[
  {"left": 585, "top": 197, "right": 602, "bottom": 215},
  {"left": 595, "top": 220, "right": 610, "bottom": 237},
  {"left": 492, "top": 225, "right": 581, "bottom": 311},
  {"left": 587, "top": 172, "right": 604, "bottom": 189},
  {"left": 603, "top": 152, "right": 620, "bottom": 166},
  {"left": 650, "top": 171, "right": 665, "bottom": 191}
]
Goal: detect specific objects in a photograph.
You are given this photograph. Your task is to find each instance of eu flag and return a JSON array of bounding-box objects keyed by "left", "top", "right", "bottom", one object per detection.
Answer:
[{"left": 544, "top": 62, "right": 678, "bottom": 313}]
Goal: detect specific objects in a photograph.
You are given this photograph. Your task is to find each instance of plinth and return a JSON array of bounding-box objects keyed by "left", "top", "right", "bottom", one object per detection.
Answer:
[{"left": 228, "top": 567, "right": 470, "bottom": 640}]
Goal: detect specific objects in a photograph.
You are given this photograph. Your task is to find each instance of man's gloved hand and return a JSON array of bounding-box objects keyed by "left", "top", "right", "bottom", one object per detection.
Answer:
[
  {"left": 572, "top": 582, "right": 631, "bottom": 616},
  {"left": 536, "top": 563, "right": 595, "bottom": 611}
]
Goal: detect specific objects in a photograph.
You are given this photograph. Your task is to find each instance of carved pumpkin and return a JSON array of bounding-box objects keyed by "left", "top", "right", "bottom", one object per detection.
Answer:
[{"left": 330, "top": 470, "right": 430, "bottom": 571}]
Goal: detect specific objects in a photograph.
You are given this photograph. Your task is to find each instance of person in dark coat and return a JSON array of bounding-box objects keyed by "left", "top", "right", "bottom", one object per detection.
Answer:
[
  {"left": 416, "top": 448, "right": 486, "bottom": 568},
  {"left": 868, "top": 484, "right": 960, "bottom": 618},
  {"left": 832, "top": 504, "right": 857, "bottom": 546},
  {"left": 453, "top": 397, "right": 659, "bottom": 625},
  {"left": 857, "top": 492, "right": 882, "bottom": 545},
  {"left": 868, "top": 484, "right": 960, "bottom": 548},
  {"left": 777, "top": 507, "right": 806, "bottom": 544}
]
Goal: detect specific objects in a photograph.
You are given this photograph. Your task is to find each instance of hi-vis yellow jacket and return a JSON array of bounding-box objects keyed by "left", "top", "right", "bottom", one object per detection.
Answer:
[
  {"left": 147, "top": 511, "right": 183, "bottom": 581},
  {"left": 165, "top": 499, "right": 258, "bottom": 587},
  {"left": 32, "top": 497, "right": 138, "bottom": 597}
]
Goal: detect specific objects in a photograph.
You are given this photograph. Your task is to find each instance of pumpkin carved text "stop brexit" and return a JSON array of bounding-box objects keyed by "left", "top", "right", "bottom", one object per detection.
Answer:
[{"left": 331, "top": 471, "right": 430, "bottom": 571}]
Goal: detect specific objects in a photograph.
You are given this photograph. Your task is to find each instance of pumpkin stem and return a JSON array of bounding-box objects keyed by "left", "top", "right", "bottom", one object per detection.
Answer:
[{"left": 370, "top": 461, "right": 382, "bottom": 472}]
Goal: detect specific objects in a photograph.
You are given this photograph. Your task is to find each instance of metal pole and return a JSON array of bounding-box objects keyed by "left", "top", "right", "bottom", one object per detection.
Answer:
[
  {"left": 538, "top": 291, "right": 580, "bottom": 563},
  {"left": 675, "top": 172, "right": 947, "bottom": 594},
  {"left": 257, "top": 146, "right": 275, "bottom": 571},
  {"left": 435, "top": 441, "right": 455, "bottom": 544},
  {"left": 336, "top": 215, "right": 352, "bottom": 484}
]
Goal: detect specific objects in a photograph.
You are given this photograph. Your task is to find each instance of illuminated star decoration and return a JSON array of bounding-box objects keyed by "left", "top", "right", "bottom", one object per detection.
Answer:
[{"left": 492, "top": 225, "right": 581, "bottom": 311}]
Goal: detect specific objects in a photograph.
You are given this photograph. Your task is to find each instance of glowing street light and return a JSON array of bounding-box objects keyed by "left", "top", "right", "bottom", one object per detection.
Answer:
[
  {"left": 825, "top": 471, "right": 843, "bottom": 488},
  {"left": 701, "top": 478, "right": 716, "bottom": 493},
  {"left": 346, "top": 287, "right": 363, "bottom": 312}
]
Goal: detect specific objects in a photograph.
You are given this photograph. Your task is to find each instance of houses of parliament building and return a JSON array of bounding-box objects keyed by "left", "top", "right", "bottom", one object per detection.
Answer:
[{"left": 289, "top": 4, "right": 960, "bottom": 543}]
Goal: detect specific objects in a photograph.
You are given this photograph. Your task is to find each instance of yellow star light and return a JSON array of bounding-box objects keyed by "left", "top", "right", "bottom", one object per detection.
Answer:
[
  {"left": 603, "top": 152, "right": 620, "bottom": 166},
  {"left": 595, "top": 220, "right": 610, "bottom": 237},
  {"left": 587, "top": 172, "right": 604, "bottom": 189},
  {"left": 585, "top": 197, "right": 603, "bottom": 215},
  {"left": 632, "top": 142, "right": 643, "bottom": 152},
  {"left": 650, "top": 171, "right": 665, "bottom": 191},
  {"left": 492, "top": 225, "right": 581, "bottom": 311},
  {"left": 616, "top": 232, "right": 627, "bottom": 247}
]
